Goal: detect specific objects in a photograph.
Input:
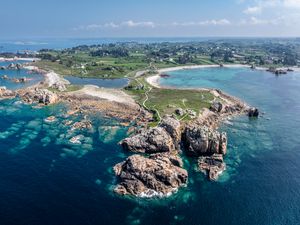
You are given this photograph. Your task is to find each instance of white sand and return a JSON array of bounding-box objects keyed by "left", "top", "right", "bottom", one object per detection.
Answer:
[
  {"left": 72, "top": 85, "right": 137, "bottom": 106},
  {"left": 45, "top": 71, "right": 70, "bottom": 87},
  {"left": 23, "top": 65, "right": 39, "bottom": 70},
  {"left": 145, "top": 75, "right": 161, "bottom": 88}
]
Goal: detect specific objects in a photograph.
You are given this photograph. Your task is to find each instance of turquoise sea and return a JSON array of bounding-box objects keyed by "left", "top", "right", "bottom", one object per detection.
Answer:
[{"left": 1, "top": 40, "right": 300, "bottom": 224}]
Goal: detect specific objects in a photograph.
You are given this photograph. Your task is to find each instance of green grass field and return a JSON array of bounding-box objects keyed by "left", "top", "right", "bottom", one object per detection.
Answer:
[{"left": 125, "top": 77, "right": 214, "bottom": 123}]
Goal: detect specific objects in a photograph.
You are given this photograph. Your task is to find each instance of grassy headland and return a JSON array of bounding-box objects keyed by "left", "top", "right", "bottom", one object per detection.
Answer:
[{"left": 125, "top": 76, "right": 214, "bottom": 125}]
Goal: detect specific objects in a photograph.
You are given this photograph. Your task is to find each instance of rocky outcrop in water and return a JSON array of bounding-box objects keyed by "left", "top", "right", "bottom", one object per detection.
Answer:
[
  {"left": 113, "top": 153, "right": 188, "bottom": 197},
  {"left": 183, "top": 125, "right": 227, "bottom": 156},
  {"left": 6, "top": 63, "right": 22, "bottom": 70},
  {"left": 120, "top": 127, "right": 175, "bottom": 153},
  {"left": 0, "top": 86, "right": 15, "bottom": 98},
  {"left": 21, "top": 88, "right": 58, "bottom": 105},
  {"left": 248, "top": 107, "right": 259, "bottom": 117},
  {"left": 70, "top": 120, "right": 92, "bottom": 131},
  {"left": 12, "top": 77, "right": 27, "bottom": 83},
  {"left": 198, "top": 154, "right": 225, "bottom": 181}
]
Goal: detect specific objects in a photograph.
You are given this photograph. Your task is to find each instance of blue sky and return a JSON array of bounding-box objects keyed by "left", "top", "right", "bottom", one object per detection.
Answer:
[{"left": 1, "top": 0, "right": 300, "bottom": 38}]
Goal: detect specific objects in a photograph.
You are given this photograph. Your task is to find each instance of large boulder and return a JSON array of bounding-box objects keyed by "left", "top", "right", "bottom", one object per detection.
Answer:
[
  {"left": 120, "top": 127, "right": 175, "bottom": 154},
  {"left": 21, "top": 88, "right": 58, "bottom": 105},
  {"left": 198, "top": 154, "right": 225, "bottom": 181},
  {"left": 248, "top": 107, "right": 259, "bottom": 118},
  {"left": 7, "top": 63, "right": 22, "bottom": 70},
  {"left": 183, "top": 125, "right": 227, "bottom": 156},
  {"left": 113, "top": 153, "right": 188, "bottom": 197},
  {"left": 0, "top": 86, "right": 15, "bottom": 98},
  {"left": 210, "top": 101, "right": 223, "bottom": 113},
  {"left": 175, "top": 108, "right": 185, "bottom": 116},
  {"left": 159, "top": 116, "right": 181, "bottom": 142}
]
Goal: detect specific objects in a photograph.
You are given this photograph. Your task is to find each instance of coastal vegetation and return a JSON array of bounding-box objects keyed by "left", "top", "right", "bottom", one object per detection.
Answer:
[
  {"left": 26, "top": 38, "right": 300, "bottom": 79},
  {"left": 125, "top": 77, "right": 214, "bottom": 124}
]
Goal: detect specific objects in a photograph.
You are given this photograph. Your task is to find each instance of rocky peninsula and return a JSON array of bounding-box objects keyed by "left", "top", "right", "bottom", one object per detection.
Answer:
[{"left": 0, "top": 59, "right": 258, "bottom": 198}]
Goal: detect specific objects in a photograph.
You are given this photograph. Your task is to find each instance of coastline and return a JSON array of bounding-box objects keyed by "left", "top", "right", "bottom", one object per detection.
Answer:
[
  {"left": 0, "top": 57, "right": 40, "bottom": 62},
  {"left": 145, "top": 64, "right": 300, "bottom": 88},
  {"left": 146, "top": 64, "right": 251, "bottom": 88}
]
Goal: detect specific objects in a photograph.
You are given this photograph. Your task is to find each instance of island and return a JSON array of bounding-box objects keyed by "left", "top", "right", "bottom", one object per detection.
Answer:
[{"left": 1, "top": 38, "right": 299, "bottom": 198}]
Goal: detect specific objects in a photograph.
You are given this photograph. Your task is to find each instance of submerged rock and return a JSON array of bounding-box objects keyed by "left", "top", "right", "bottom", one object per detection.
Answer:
[
  {"left": 44, "top": 116, "right": 56, "bottom": 123},
  {"left": 1, "top": 75, "right": 8, "bottom": 79},
  {"left": 120, "top": 127, "right": 175, "bottom": 153},
  {"left": 183, "top": 125, "right": 227, "bottom": 156},
  {"left": 70, "top": 120, "right": 92, "bottom": 131},
  {"left": 69, "top": 134, "right": 85, "bottom": 144},
  {"left": 113, "top": 153, "right": 188, "bottom": 197},
  {"left": 198, "top": 154, "right": 225, "bottom": 181}
]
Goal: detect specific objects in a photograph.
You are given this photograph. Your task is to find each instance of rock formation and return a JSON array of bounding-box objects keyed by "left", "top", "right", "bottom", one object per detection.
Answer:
[
  {"left": 210, "top": 101, "right": 223, "bottom": 113},
  {"left": 248, "top": 107, "right": 259, "bottom": 117},
  {"left": 6, "top": 63, "right": 22, "bottom": 70},
  {"left": 159, "top": 116, "right": 182, "bottom": 142},
  {"left": 183, "top": 125, "right": 227, "bottom": 156},
  {"left": 175, "top": 108, "right": 185, "bottom": 116},
  {"left": 0, "top": 86, "right": 15, "bottom": 98},
  {"left": 120, "top": 127, "right": 175, "bottom": 153},
  {"left": 70, "top": 120, "right": 92, "bottom": 131},
  {"left": 198, "top": 154, "right": 225, "bottom": 181},
  {"left": 113, "top": 153, "right": 188, "bottom": 197},
  {"left": 21, "top": 88, "right": 58, "bottom": 105}
]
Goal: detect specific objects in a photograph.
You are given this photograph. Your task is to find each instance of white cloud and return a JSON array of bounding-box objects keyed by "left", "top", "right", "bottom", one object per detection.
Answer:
[
  {"left": 73, "top": 20, "right": 156, "bottom": 31},
  {"left": 172, "top": 19, "right": 231, "bottom": 26},
  {"left": 283, "top": 0, "right": 300, "bottom": 8},
  {"left": 248, "top": 16, "right": 278, "bottom": 25},
  {"left": 243, "top": 6, "right": 262, "bottom": 14},
  {"left": 73, "top": 19, "right": 232, "bottom": 31},
  {"left": 199, "top": 19, "right": 231, "bottom": 25},
  {"left": 238, "top": 16, "right": 283, "bottom": 26},
  {"left": 103, "top": 22, "right": 119, "bottom": 28},
  {"left": 120, "top": 20, "right": 156, "bottom": 28}
]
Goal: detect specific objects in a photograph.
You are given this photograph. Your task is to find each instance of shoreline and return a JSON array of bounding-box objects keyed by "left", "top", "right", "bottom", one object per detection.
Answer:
[
  {"left": 0, "top": 57, "right": 40, "bottom": 62},
  {"left": 146, "top": 64, "right": 251, "bottom": 88},
  {"left": 145, "top": 64, "right": 300, "bottom": 88}
]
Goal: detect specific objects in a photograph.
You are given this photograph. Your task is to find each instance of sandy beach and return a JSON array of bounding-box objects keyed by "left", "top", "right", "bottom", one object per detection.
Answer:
[{"left": 70, "top": 85, "right": 137, "bottom": 106}]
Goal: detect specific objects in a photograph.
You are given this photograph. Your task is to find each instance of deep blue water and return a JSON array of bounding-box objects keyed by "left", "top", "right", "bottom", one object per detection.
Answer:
[
  {"left": 64, "top": 76, "right": 129, "bottom": 88},
  {"left": 1, "top": 53, "right": 300, "bottom": 224}
]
